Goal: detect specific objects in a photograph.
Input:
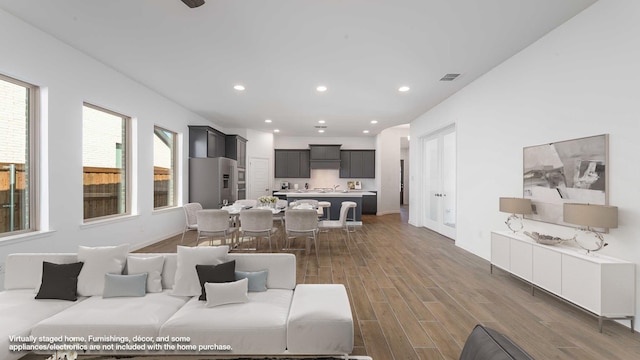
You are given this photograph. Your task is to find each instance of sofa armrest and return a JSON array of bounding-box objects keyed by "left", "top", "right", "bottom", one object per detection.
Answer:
[{"left": 459, "top": 324, "right": 534, "bottom": 360}]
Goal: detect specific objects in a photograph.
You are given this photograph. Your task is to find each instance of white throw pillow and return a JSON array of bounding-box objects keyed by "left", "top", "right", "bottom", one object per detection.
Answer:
[
  {"left": 127, "top": 255, "right": 165, "bottom": 293},
  {"left": 205, "top": 278, "right": 249, "bottom": 307},
  {"left": 171, "top": 245, "right": 229, "bottom": 297},
  {"left": 77, "top": 244, "right": 129, "bottom": 296}
]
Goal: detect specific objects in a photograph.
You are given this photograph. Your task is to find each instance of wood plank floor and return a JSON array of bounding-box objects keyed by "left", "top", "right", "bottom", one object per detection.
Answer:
[{"left": 138, "top": 206, "right": 640, "bottom": 359}]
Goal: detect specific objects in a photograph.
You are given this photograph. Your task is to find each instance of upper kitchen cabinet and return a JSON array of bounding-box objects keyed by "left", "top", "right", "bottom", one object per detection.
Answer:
[
  {"left": 340, "top": 150, "right": 375, "bottom": 178},
  {"left": 225, "top": 135, "right": 247, "bottom": 168},
  {"left": 310, "top": 145, "right": 341, "bottom": 160},
  {"left": 189, "top": 126, "right": 226, "bottom": 158},
  {"left": 275, "top": 150, "right": 310, "bottom": 178},
  {"left": 309, "top": 144, "right": 341, "bottom": 169}
]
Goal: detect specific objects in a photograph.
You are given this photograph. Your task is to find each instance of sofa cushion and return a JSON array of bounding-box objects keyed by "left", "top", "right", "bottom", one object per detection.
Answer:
[
  {"left": 160, "top": 289, "right": 293, "bottom": 354},
  {"left": 172, "top": 245, "right": 229, "bottom": 297},
  {"left": 5, "top": 254, "right": 78, "bottom": 290},
  {"left": 31, "top": 290, "right": 190, "bottom": 343},
  {"left": 227, "top": 253, "right": 296, "bottom": 290},
  {"left": 196, "top": 260, "right": 236, "bottom": 300},
  {"left": 235, "top": 270, "right": 268, "bottom": 292},
  {"left": 77, "top": 244, "right": 129, "bottom": 296},
  {"left": 103, "top": 273, "right": 147, "bottom": 298},
  {"left": 287, "top": 284, "right": 353, "bottom": 354},
  {"left": 0, "top": 289, "right": 85, "bottom": 360},
  {"left": 126, "top": 255, "right": 164, "bottom": 293},
  {"left": 459, "top": 324, "right": 534, "bottom": 360},
  {"left": 204, "top": 278, "right": 249, "bottom": 307},
  {"left": 35, "top": 261, "right": 84, "bottom": 301}
]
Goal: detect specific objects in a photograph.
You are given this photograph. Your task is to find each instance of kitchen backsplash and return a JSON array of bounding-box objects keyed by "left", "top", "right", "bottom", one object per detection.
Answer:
[{"left": 275, "top": 169, "right": 376, "bottom": 190}]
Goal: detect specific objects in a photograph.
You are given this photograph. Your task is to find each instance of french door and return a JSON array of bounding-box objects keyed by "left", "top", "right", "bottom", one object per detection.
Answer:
[{"left": 422, "top": 125, "right": 456, "bottom": 239}]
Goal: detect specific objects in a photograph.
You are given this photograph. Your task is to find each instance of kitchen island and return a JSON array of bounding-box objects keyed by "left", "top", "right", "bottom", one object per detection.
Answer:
[{"left": 273, "top": 190, "right": 375, "bottom": 222}]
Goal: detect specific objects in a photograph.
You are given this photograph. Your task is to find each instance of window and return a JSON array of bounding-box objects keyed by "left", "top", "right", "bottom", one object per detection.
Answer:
[
  {"left": 0, "top": 74, "right": 37, "bottom": 236},
  {"left": 82, "top": 103, "right": 130, "bottom": 220},
  {"left": 153, "top": 126, "right": 177, "bottom": 209}
]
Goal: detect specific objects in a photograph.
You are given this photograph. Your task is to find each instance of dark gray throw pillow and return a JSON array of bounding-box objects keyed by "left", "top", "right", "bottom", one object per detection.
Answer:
[
  {"left": 35, "top": 261, "right": 84, "bottom": 301},
  {"left": 196, "top": 260, "right": 236, "bottom": 300}
]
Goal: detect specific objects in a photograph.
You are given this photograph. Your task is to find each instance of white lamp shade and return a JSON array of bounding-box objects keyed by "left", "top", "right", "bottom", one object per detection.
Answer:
[
  {"left": 563, "top": 203, "right": 618, "bottom": 229},
  {"left": 499, "top": 197, "right": 532, "bottom": 215}
]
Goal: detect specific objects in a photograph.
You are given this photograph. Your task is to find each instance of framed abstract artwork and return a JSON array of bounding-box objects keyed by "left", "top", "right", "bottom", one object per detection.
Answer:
[{"left": 523, "top": 134, "right": 608, "bottom": 227}]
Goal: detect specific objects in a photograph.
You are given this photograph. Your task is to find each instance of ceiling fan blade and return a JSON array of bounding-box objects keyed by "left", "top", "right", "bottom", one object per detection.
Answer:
[{"left": 181, "top": 0, "right": 205, "bottom": 8}]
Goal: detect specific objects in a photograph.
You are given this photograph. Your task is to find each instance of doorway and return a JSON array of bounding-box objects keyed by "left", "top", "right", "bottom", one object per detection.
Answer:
[
  {"left": 400, "top": 159, "right": 404, "bottom": 205},
  {"left": 421, "top": 125, "right": 456, "bottom": 239}
]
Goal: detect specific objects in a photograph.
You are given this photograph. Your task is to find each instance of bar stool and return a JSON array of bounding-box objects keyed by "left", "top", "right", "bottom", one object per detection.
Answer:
[
  {"left": 341, "top": 201, "right": 357, "bottom": 235},
  {"left": 318, "top": 201, "right": 331, "bottom": 220}
]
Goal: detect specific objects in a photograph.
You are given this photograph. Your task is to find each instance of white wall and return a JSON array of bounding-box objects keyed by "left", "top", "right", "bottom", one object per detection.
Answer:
[
  {"left": 376, "top": 126, "right": 409, "bottom": 215},
  {"left": 410, "top": 0, "right": 640, "bottom": 328},
  {"left": 0, "top": 8, "right": 224, "bottom": 279}
]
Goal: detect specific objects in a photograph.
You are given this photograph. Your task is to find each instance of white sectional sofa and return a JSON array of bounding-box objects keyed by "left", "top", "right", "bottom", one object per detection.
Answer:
[{"left": 1, "top": 249, "right": 353, "bottom": 360}]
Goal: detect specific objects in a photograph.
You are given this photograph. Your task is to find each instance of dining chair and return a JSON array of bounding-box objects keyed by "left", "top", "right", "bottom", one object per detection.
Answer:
[
  {"left": 239, "top": 209, "right": 279, "bottom": 251},
  {"left": 272, "top": 199, "right": 289, "bottom": 226},
  {"left": 317, "top": 201, "right": 355, "bottom": 246},
  {"left": 195, "top": 209, "right": 238, "bottom": 247},
  {"left": 284, "top": 209, "right": 320, "bottom": 263},
  {"left": 291, "top": 199, "right": 324, "bottom": 216},
  {"left": 181, "top": 202, "right": 203, "bottom": 243}
]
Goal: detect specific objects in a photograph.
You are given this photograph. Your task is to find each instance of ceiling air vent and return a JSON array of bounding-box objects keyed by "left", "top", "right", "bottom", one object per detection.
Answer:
[
  {"left": 440, "top": 73, "right": 461, "bottom": 81},
  {"left": 314, "top": 126, "right": 327, "bottom": 129}
]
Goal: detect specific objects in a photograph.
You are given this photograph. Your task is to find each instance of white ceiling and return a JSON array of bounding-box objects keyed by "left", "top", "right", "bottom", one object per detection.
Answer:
[{"left": 0, "top": 0, "right": 596, "bottom": 137}]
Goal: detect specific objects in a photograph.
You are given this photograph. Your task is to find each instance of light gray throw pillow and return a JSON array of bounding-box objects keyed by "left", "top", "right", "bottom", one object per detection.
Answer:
[
  {"left": 103, "top": 273, "right": 147, "bottom": 298},
  {"left": 235, "top": 270, "right": 268, "bottom": 292}
]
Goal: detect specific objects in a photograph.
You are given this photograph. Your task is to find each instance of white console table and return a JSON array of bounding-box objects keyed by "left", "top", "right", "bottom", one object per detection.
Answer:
[{"left": 491, "top": 231, "right": 635, "bottom": 332}]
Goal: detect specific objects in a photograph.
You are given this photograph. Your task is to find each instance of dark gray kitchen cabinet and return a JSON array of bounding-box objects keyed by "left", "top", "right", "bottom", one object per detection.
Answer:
[
  {"left": 225, "top": 135, "right": 247, "bottom": 168},
  {"left": 340, "top": 150, "right": 375, "bottom": 178},
  {"left": 189, "top": 126, "right": 226, "bottom": 158},
  {"left": 275, "top": 150, "right": 310, "bottom": 178},
  {"left": 310, "top": 145, "right": 341, "bottom": 160},
  {"left": 362, "top": 191, "right": 378, "bottom": 214},
  {"left": 339, "top": 151, "right": 351, "bottom": 178}
]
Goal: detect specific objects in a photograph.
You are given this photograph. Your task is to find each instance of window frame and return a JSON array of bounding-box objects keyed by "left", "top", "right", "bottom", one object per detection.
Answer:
[
  {"left": 0, "top": 73, "right": 38, "bottom": 238},
  {"left": 153, "top": 125, "right": 178, "bottom": 210},
  {"left": 82, "top": 102, "right": 132, "bottom": 222}
]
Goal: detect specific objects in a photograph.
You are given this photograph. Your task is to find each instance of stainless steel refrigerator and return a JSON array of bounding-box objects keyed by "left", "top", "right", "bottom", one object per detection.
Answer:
[{"left": 189, "top": 157, "right": 238, "bottom": 209}]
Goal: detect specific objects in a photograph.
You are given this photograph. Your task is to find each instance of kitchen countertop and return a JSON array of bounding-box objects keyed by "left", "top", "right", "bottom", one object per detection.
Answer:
[{"left": 274, "top": 190, "right": 376, "bottom": 197}]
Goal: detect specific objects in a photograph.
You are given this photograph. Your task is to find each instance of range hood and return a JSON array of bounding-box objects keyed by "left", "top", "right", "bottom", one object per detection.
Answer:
[{"left": 309, "top": 144, "right": 341, "bottom": 169}]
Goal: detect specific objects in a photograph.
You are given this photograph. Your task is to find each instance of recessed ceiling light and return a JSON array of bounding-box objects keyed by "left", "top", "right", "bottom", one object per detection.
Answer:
[
  {"left": 274, "top": 129, "right": 280, "bottom": 133},
  {"left": 370, "top": 120, "right": 378, "bottom": 124},
  {"left": 398, "top": 86, "right": 410, "bottom": 92},
  {"left": 316, "top": 85, "right": 327, "bottom": 92},
  {"left": 363, "top": 130, "right": 370, "bottom": 134},
  {"left": 318, "top": 129, "right": 325, "bottom": 133},
  {"left": 234, "top": 84, "right": 245, "bottom": 91},
  {"left": 265, "top": 119, "right": 272, "bottom": 123},
  {"left": 318, "top": 120, "right": 326, "bottom": 124}
]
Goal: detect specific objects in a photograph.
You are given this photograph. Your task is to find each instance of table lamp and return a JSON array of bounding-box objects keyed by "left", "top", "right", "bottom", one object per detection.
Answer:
[
  {"left": 563, "top": 203, "right": 618, "bottom": 253},
  {"left": 499, "top": 197, "right": 532, "bottom": 233}
]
